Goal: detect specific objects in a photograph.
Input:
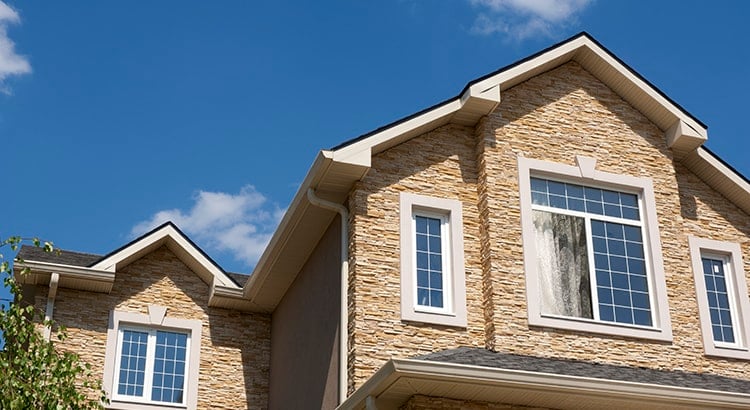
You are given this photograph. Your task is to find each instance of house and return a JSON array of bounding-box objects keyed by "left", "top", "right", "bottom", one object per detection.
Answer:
[{"left": 15, "top": 32, "right": 750, "bottom": 409}]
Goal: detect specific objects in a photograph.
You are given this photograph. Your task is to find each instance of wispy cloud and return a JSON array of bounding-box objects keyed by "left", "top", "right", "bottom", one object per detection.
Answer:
[
  {"left": 130, "top": 186, "right": 284, "bottom": 271},
  {"left": 469, "top": 0, "right": 592, "bottom": 40},
  {"left": 0, "top": 1, "right": 31, "bottom": 94}
]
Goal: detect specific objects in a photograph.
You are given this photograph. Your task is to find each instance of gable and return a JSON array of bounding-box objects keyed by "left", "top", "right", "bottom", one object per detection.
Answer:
[{"left": 245, "top": 32, "right": 750, "bottom": 314}]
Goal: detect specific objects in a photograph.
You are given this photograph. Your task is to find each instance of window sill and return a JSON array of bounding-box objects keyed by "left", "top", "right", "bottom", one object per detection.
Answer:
[
  {"left": 530, "top": 314, "right": 673, "bottom": 342},
  {"left": 402, "top": 310, "right": 467, "bottom": 328},
  {"left": 108, "top": 399, "right": 187, "bottom": 410}
]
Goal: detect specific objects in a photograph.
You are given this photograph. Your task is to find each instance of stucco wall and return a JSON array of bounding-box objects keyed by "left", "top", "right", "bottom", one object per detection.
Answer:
[
  {"left": 348, "top": 61, "right": 750, "bottom": 389},
  {"left": 269, "top": 216, "right": 341, "bottom": 410},
  {"left": 33, "top": 246, "right": 271, "bottom": 409}
]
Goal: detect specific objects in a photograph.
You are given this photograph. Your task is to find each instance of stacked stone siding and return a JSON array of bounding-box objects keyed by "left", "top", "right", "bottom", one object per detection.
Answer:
[
  {"left": 401, "top": 395, "right": 554, "bottom": 410},
  {"left": 349, "top": 124, "right": 486, "bottom": 389},
  {"left": 34, "top": 246, "right": 271, "bottom": 409},
  {"left": 348, "top": 60, "right": 750, "bottom": 390}
]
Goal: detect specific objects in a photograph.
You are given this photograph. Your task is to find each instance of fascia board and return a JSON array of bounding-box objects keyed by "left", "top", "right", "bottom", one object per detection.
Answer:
[
  {"left": 468, "top": 35, "right": 587, "bottom": 95},
  {"left": 332, "top": 99, "right": 462, "bottom": 159},
  {"left": 577, "top": 38, "right": 706, "bottom": 137},
  {"left": 90, "top": 224, "right": 238, "bottom": 288},
  {"left": 244, "top": 150, "right": 334, "bottom": 300},
  {"left": 16, "top": 259, "right": 115, "bottom": 289},
  {"left": 469, "top": 36, "right": 706, "bottom": 138},
  {"left": 398, "top": 359, "right": 750, "bottom": 407},
  {"left": 696, "top": 147, "right": 750, "bottom": 195},
  {"left": 342, "top": 358, "right": 750, "bottom": 409}
]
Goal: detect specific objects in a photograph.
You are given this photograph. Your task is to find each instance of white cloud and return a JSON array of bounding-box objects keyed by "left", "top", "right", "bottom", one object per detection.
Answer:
[
  {"left": 0, "top": 1, "right": 31, "bottom": 94},
  {"left": 469, "top": 0, "right": 592, "bottom": 40},
  {"left": 130, "top": 185, "right": 284, "bottom": 271}
]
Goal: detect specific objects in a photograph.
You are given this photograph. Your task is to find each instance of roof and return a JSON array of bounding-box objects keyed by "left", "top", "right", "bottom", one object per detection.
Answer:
[
  {"left": 15, "top": 222, "right": 256, "bottom": 311},
  {"left": 244, "top": 32, "right": 750, "bottom": 313},
  {"left": 340, "top": 347, "right": 750, "bottom": 409},
  {"left": 16, "top": 245, "right": 101, "bottom": 267},
  {"left": 418, "top": 347, "right": 750, "bottom": 394}
]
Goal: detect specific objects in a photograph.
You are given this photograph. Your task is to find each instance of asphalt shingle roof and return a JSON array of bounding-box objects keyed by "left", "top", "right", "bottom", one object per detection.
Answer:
[
  {"left": 417, "top": 347, "right": 750, "bottom": 394},
  {"left": 16, "top": 244, "right": 102, "bottom": 267}
]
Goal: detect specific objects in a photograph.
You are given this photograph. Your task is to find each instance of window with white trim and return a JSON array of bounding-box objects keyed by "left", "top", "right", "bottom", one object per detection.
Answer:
[
  {"left": 688, "top": 237, "right": 750, "bottom": 359},
  {"left": 114, "top": 327, "right": 190, "bottom": 405},
  {"left": 104, "top": 307, "right": 202, "bottom": 410},
  {"left": 400, "top": 193, "right": 467, "bottom": 327},
  {"left": 519, "top": 155, "right": 672, "bottom": 341},
  {"left": 413, "top": 212, "right": 450, "bottom": 312}
]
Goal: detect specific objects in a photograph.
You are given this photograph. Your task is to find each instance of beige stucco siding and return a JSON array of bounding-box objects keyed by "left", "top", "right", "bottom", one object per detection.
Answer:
[
  {"left": 348, "top": 61, "right": 750, "bottom": 389},
  {"left": 269, "top": 216, "right": 341, "bottom": 409},
  {"left": 36, "top": 246, "right": 271, "bottom": 409}
]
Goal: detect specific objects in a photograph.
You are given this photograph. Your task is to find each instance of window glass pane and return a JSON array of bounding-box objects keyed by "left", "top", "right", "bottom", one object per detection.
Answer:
[
  {"left": 151, "top": 330, "right": 188, "bottom": 404},
  {"left": 566, "top": 184, "right": 584, "bottom": 200},
  {"left": 533, "top": 210, "right": 593, "bottom": 319},
  {"left": 702, "top": 257, "right": 736, "bottom": 343},
  {"left": 414, "top": 215, "right": 446, "bottom": 309},
  {"left": 591, "top": 219, "right": 651, "bottom": 326},
  {"left": 530, "top": 178, "right": 652, "bottom": 328},
  {"left": 117, "top": 330, "right": 149, "bottom": 397},
  {"left": 530, "top": 177, "right": 548, "bottom": 193}
]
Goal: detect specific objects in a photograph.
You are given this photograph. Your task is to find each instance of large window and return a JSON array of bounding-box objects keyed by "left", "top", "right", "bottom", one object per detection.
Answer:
[
  {"left": 114, "top": 327, "right": 189, "bottom": 405},
  {"left": 530, "top": 177, "right": 651, "bottom": 327},
  {"left": 688, "top": 237, "right": 750, "bottom": 359},
  {"left": 518, "top": 155, "right": 672, "bottom": 341},
  {"left": 400, "top": 193, "right": 467, "bottom": 327},
  {"left": 104, "top": 307, "right": 202, "bottom": 410}
]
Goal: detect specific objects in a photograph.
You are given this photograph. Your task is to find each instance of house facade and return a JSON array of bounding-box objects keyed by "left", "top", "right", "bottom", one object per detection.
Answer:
[{"left": 15, "top": 33, "right": 750, "bottom": 409}]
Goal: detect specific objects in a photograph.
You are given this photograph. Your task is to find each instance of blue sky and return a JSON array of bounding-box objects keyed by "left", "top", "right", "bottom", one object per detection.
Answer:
[{"left": 0, "top": 0, "right": 748, "bottom": 294}]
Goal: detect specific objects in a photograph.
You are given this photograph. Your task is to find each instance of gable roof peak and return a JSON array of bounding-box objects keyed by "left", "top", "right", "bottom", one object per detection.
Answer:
[{"left": 91, "top": 221, "right": 240, "bottom": 288}]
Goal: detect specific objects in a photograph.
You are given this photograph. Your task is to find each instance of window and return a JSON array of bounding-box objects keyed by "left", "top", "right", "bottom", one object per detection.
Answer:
[
  {"left": 400, "top": 193, "right": 467, "bottom": 327},
  {"left": 519, "top": 155, "right": 672, "bottom": 341},
  {"left": 114, "top": 328, "right": 189, "bottom": 404},
  {"left": 414, "top": 213, "right": 450, "bottom": 311},
  {"left": 688, "top": 237, "right": 750, "bottom": 359},
  {"left": 104, "top": 307, "right": 202, "bottom": 410}
]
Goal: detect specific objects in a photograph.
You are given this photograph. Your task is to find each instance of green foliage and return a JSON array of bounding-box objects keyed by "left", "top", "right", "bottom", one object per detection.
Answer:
[{"left": 0, "top": 237, "right": 107, "bottom": 409}]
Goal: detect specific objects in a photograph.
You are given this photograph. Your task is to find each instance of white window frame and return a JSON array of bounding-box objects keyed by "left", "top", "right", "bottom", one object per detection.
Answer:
[
  {"left": 104, "top": 307, "right": 202, "bottom": 410},
  {"left": 518, "top": 155, "right": 672, "bottom": 341},
  {"left": 688, "top": 236, "right": 750, "bottom": 359},
  {"left": 400, "top": 192, "right": 467, "bottom": 327},
  {"left": 112, "top": 326, "right": 190, "bottom": 406}
]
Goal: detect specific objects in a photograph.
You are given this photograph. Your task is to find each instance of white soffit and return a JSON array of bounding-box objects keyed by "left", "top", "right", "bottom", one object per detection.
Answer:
[
  {"left": 243, "top": 33, "right": 750, "bottom": 313},
  {"left": 91, "top": 223, "right": 239, "bottom": 289},
  {"left": 340, "top": 359, "right": 750, "bottom": 410},
  {"left": 681, "top": 147, "right": 750, "bottom": 216}
]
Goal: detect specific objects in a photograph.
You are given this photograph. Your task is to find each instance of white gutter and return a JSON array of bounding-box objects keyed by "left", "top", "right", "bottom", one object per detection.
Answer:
[
  {"left": 341, "top": 358, "right": 750, "bottom": 409},
  {"left": 43, "top": 272, "right": 59, "bottom": 341},
  {"left": 307, "top": 188, "right": 350, "bottom": 405}
]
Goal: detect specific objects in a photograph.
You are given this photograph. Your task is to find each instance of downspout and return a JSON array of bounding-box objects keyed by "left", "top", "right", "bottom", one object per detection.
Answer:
[
  {"left": 307, "top": 188, "right": 349, "bottom": 405},
  {"left": 43, "top": 272, "right": 60, "bottom": 341}
]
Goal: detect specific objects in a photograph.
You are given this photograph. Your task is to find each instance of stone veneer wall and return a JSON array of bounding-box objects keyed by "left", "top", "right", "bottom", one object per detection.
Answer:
[
  {"left": 348, "top": 60, "right": 750, "bottom": 390},
  {"left": 348, "top": 124, "right": 486, "bottom": 390},
  {"left": 32, "top": 246, "right": 271, "bottom": 410},
  {"left": 400, "top": 395, "right": 554, "bottom": 410},
  {"left": 480, "top": 61, "right": 750, "bottom": 379}
]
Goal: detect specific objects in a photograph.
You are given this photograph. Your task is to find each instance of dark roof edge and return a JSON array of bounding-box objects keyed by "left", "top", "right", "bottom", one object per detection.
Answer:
[
  {"left": 701, "top": 145, "right": 750, "bottom": 185},
  {"left": 331, "top": 31, "right": 706, "bottom": 152},
  {"left": 90, "top": 221, "right": 242, "bottom": 287}
]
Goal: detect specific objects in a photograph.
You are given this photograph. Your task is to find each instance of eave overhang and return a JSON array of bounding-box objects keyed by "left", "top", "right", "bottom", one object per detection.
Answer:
[
  {"left": 15, "top": 259, "right": 115, "bottom": 293},
  {"left": 92, "top": 222, "right": 239, "bottom": 289},
  {"left": 339, "top": 358, "right": 750, "bottom": 410},
  {"left": 243, "top": 32, "right": 750, "bottom": 314}
]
